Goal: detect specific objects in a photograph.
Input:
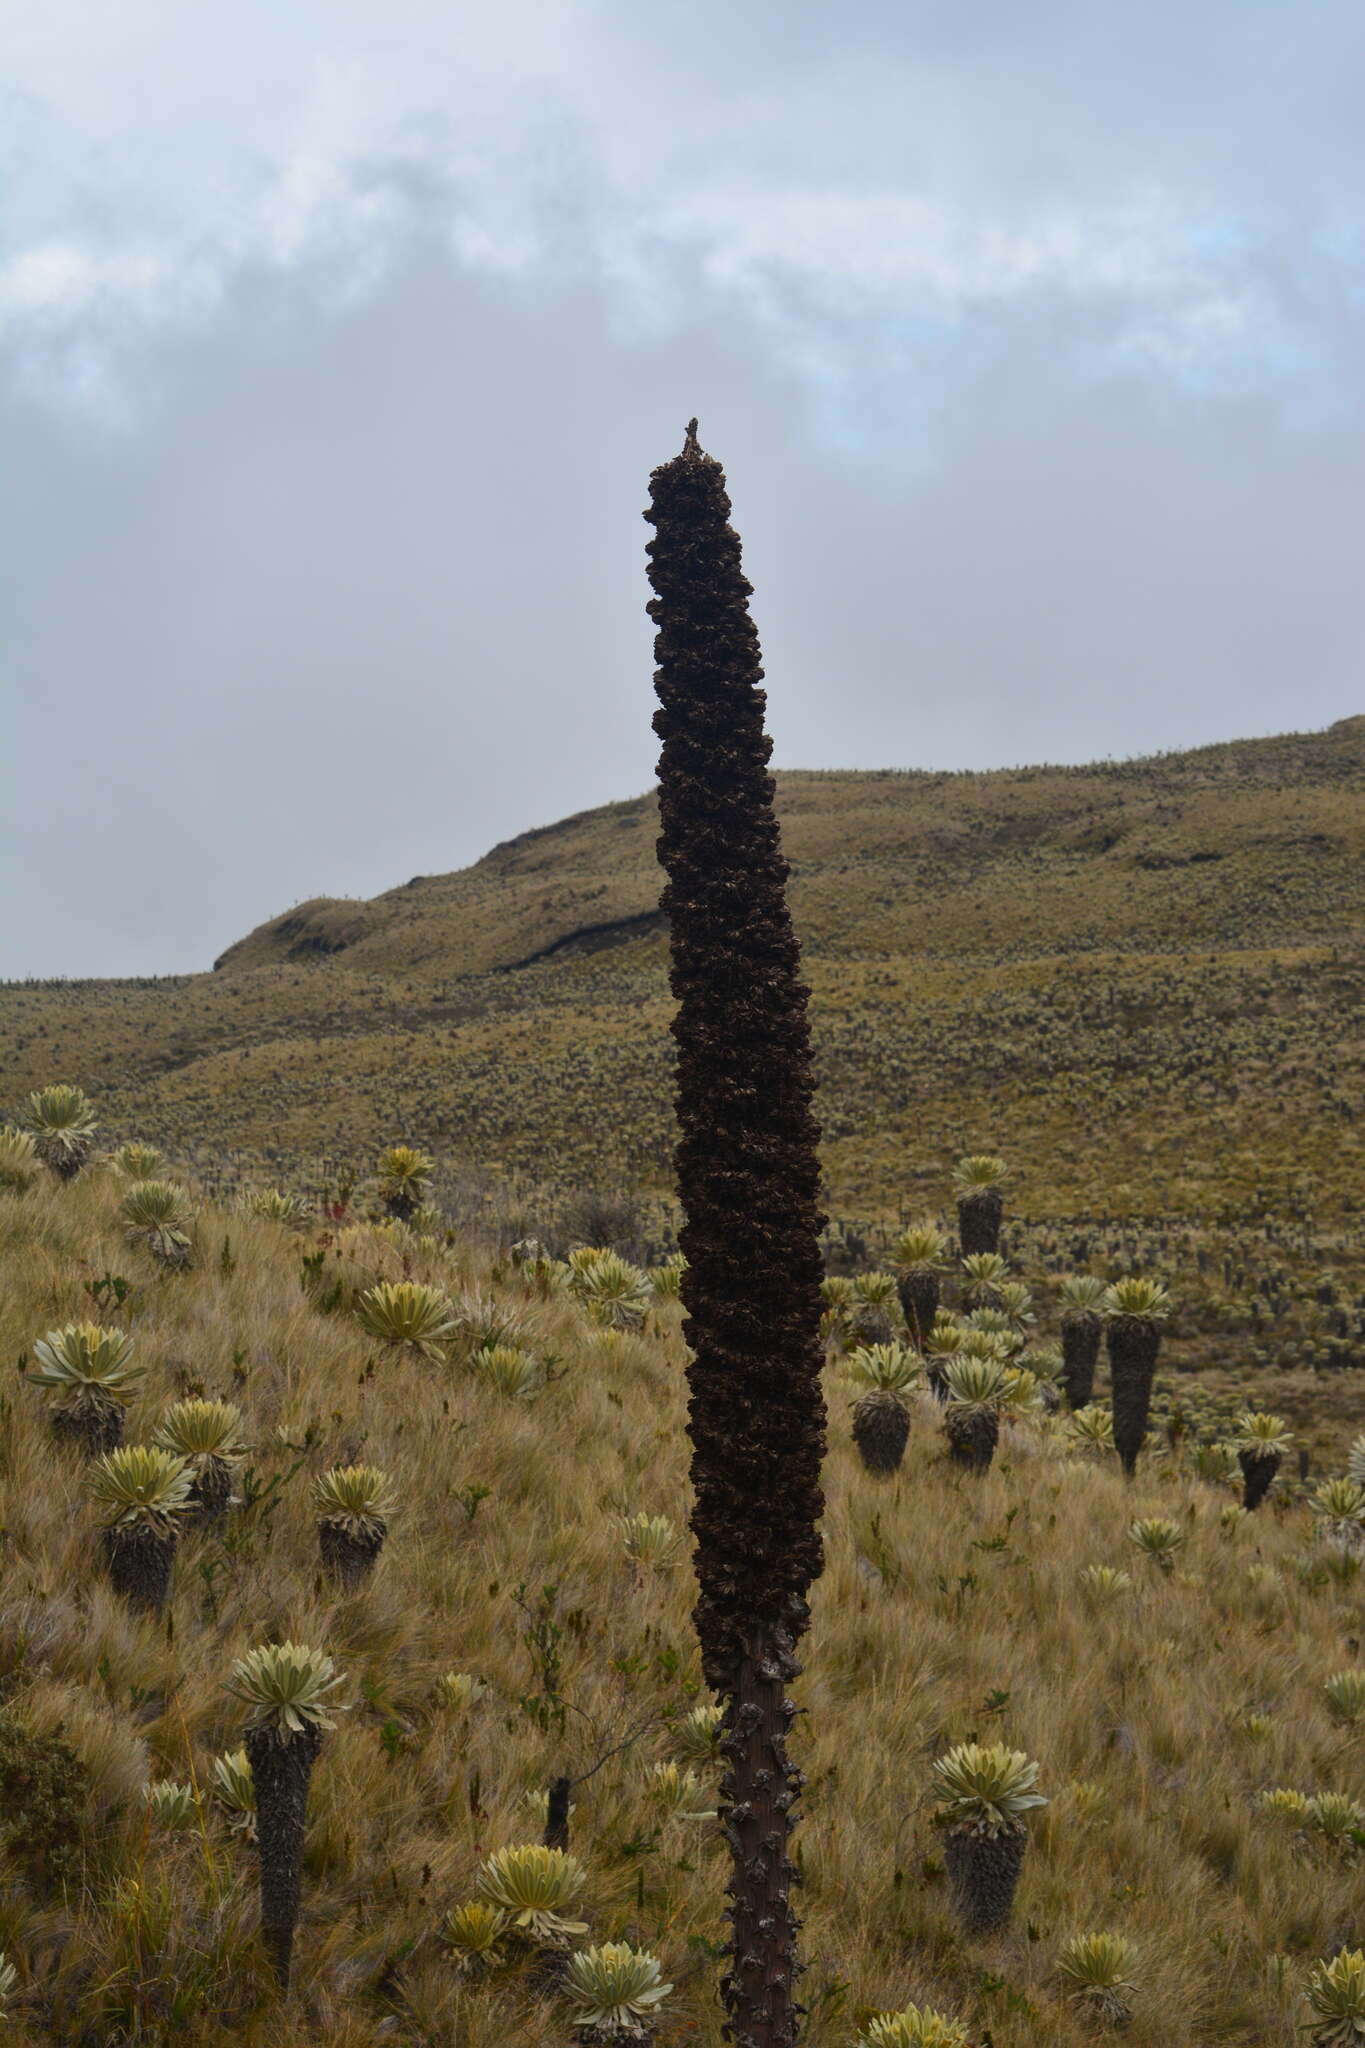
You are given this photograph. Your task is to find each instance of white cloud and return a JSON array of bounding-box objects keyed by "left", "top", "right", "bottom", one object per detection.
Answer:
[{"left": 0, "top": 0, "right": 1360, "bottom": 422}]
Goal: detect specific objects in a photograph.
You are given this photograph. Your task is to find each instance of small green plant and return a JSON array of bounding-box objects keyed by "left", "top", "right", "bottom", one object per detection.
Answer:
[
  {"left": 375, "top": 1144, "right": 435, "bottom": 1220},
  {"left": 211, "top": 1749, "right": 257, "bottom": 1837},
  {"left": 474, "top": 1844, "right": 589, "bottom": 1945},
  {"left": 354, "top": 1280, "right": 455, "bottom": 1360},
  {"left": 113, "top": 1141, "right": 162, "bottom": 1179},
  {"left": 243, "top": 1187, "right": 314, "bottom": 1228},
  {"left": 563, "top": 1942, "right": 673, "bottom": 2042},
  {"left": 854, "top": 2001, "right": 972, "bottom": 2045},
  {"left": 648, "top": 1253, "right": 686, "bottom": 1301},
  {"left": 313, "top": 1464, "right": 395, "bottom": 1586},
  {"left": 1057, "top": 1932, "right": 1140, "bottom": 2028},
  {"left": 435, "top": 1671, "right": 489, "bottom": 1712},
  {"left": 1305, "top": 1791, "right": 1365, "bottom": 1853},
  {"left": 1312, "top": 1479, "right": 1365, "bottom": 1553},
  {"left": 1079, "top": 1564, "right": 1133, "bottom": 1601},
  {"left": 226, "top": 1642, "right": 346, "bottom": 1737},
  {"left": 143, "top": 1779, "right": 198, "bottom": 1830},
  {"left": 471, "top": 1342, "right": 544, "bottom": 1399},
  {"left": 1258, "top": 1787, "right": 1312, "bottom": 1824},
  {"left": 0, "top": 1126, "right": 38, "bottom": 1192},
  {"left": 153, "top": 1399, "right": 246, "bottom": 1518},
  {"left": 20, "top": 1084, "right": 98, "bottom": 1180},
  {"left": 89, "top": 1446, "right": 194, "bottom": 1614},
  {"left": 119, "top": 1181, "right": 195, "bottom": 1267},
  {"left": 29, "top": 1322, "right": 144, "bottom": 1457},
  {"left": 1066, "top": 1404, "right": 1115, "bottom": 1456},
  {"left": 669, "top": 1702, "right": 724, "bottom": 1766},
  {"left": 1305, "top": 1948, "right": 1365, "bottom": 2043},
  {"left": 441, "top": 1900, "right": 510, "bottom": 1974},
  {"left": 620, "top": 1512, "right": 681, "bottom": 1573},
  {"left": 566, "top": 1248, "right": 652, "bottom": 1331},
  {"left": 942, "top": 1354, "right": 1008, "bottom": 1472},
  {"left": 1127, "top": 1517, "right": 1186, "bottom": 1571},
  {"left": 932, "top": 1741, "right": 1047, "bottom": 1934},
  {"left": 645, "top": 1762, "right": 716, "bottom": 1822},
  {"left": 1324, "top": 1671, "right": 1365, "bottom": 1728}
]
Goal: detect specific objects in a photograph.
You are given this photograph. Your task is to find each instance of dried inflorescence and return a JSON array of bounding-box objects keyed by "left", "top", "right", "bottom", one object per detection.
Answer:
[{"left": 646, "top": 422, "right": 826, "bottom": 2048}]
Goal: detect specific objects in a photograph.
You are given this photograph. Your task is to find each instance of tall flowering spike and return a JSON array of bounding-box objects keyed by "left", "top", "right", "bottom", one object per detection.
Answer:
[{"left": 646, "top": 421, "right": 827, "bottom": 2048}]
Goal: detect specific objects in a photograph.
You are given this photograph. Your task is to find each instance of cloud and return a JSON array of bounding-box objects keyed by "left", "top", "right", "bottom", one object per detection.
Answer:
[{"left": 2, "top": 1, "right": 1361, "bottom": 428}]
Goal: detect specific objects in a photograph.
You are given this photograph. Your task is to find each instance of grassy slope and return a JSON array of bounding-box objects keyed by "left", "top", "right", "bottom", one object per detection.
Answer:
[
  {"left": 1, "top": 1169, "right": 1363, "bottom": 2046},
  {"left": 2, "top": 719, "right": 1361, "bottom": 1213},
  {"left": 4, "top": 718, "right": 1362, "bottom": 1410}
]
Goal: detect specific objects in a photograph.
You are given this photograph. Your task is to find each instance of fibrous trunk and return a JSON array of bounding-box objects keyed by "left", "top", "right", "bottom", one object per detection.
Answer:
[
  {"left": 851, "top": 1391, "right": 910, "bottom": 1474},
  {"left": 647, "top": 423, "right": 826, "bottom": 2048},
  {"left": 542, "top": 1775, "right": 572, "bottom": 1851},
  {"left": 318, "top": 1521, "right": 385, "bottom": 1589},
  {"left": 189, "top": 1454, "right": 234, "bottom": 1521},
  {"left": 245, "top": 1722, "right": 322, "bottom": 1990},
  {"left": 850, "top": 1300, "right": 895, "bottom": 1345},
  {"left": 946, "top": 1408, "right": 999, "bottom": 1472},
  {"left": 897, "top": 1272, "right": 939, "bottom": 1349},
  {"left": 39, "top": 1143, "right": 88, "bottom": 1182},
  {"left": 52, "top": 1397, "right": 123, "bottom": 1459},
  {"left": 944, "top": 1825, "right": 1026, "bottom": 1933},
  {"left": 1239, "top": 1449, "right": 1280, "bottom": 1511},
  {"left": 956, "top": 1191, "right": 1002, "bottom": 1257},
  {"left": 102, "top": 1524, "right": 177, "bottom": 1614},
  {"left": 1106, "top": 1320, "right": 1162, "bottom": 1476},
  {"left": 925, "top": 1361, "right": 950, "bottom": 1404},
  {"left": 1059, "top": 1311, "right": 1102, "bottom": 1409}
]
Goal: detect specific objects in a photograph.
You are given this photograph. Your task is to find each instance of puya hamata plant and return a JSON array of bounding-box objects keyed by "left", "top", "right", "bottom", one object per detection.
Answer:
[
  {"left": 1228, "top": 1410, "right": 1293, "bottom": 1511},
  {"left": 353, "top": 1279, "right": 455, "bottom": 1360},
  {"left": 1056, "top": 1931, "right": 1141, "bottom": 2030},
  {"left": 373, "top": 1143, "right": 435, "bottom": 1222},
  {"left": 225, "top": 1642, "right": 346, "bottom": 1988},
  {"left": 562, "top": 1942, "right": 674, "bottom": 2046},
  {"left": 29, "top": 1322, "right": 144, "bottom": 1457},
  {"left": 845, "top": 1343, "right": 921, "bottom": 1475},
  {"left": 931, "top": 1740, "right": 1047, "bottom": 1934},
  {"left": 941, "top": 1353, "right": 1009, "bottom": 1472},
  {"left": 20, "top": 1084, "right": 98, "bottom": 1180},
  {"left": 647, "top": 418, "right": 827, "bottom": 2048},
  {"left": 853, "top": 2008, "right": 972, "bottom": 2048},
  {"left": 312, "top": 1464, "right": 396, "bottom": 1587},
  {"left": 152, "top": 1398, "right": 246, "bottom": 1519},
  {"left": 1304, "top": 1948, "right": 1365, "bottom": 2044},
  {"left": 1102, "top": 1277, "right": 1172, "bottom": 1477},
  {"left": 473, "top": 1843, "right": 589, "bottom": 1979},
  {"left": 952, "top": 1154, "right": 1008, "bottom": 1257},
  {"left": 88, "top": 1446, "right": 194, "bottom": 1614},
  {"left": 1057, "top": 1274, "right": 1107, "bottom": 1410},
  {"left": 891, "top": 1223, "right": 948, "bottom": 1348},
  {"left": 119, "top": 1180, "right": 196, "bottom": 1268}
]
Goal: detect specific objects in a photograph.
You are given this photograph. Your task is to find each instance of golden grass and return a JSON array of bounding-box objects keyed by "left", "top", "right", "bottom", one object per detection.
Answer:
[{"left": 0, "top": 1168, "right": 1362, "bottom": 2044}]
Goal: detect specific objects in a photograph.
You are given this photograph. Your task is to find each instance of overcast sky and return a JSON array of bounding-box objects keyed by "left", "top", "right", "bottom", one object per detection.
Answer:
[{"left": 3, "top": 1, "right": 1362, "bottom": 978}]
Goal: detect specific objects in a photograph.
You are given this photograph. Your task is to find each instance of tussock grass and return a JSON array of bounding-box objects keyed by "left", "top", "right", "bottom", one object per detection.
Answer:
[{"left": 0, "top": 1168, "right": 1360, "bottom": 2043}]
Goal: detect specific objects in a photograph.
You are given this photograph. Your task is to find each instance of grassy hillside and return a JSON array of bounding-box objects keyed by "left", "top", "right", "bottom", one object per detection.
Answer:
[
  {"left": 1, "top": 1165, "right": 1364, "bottom": 2045},
  {"left": 3, "top": 718, "right": 1363, "bottom": 1397}
]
